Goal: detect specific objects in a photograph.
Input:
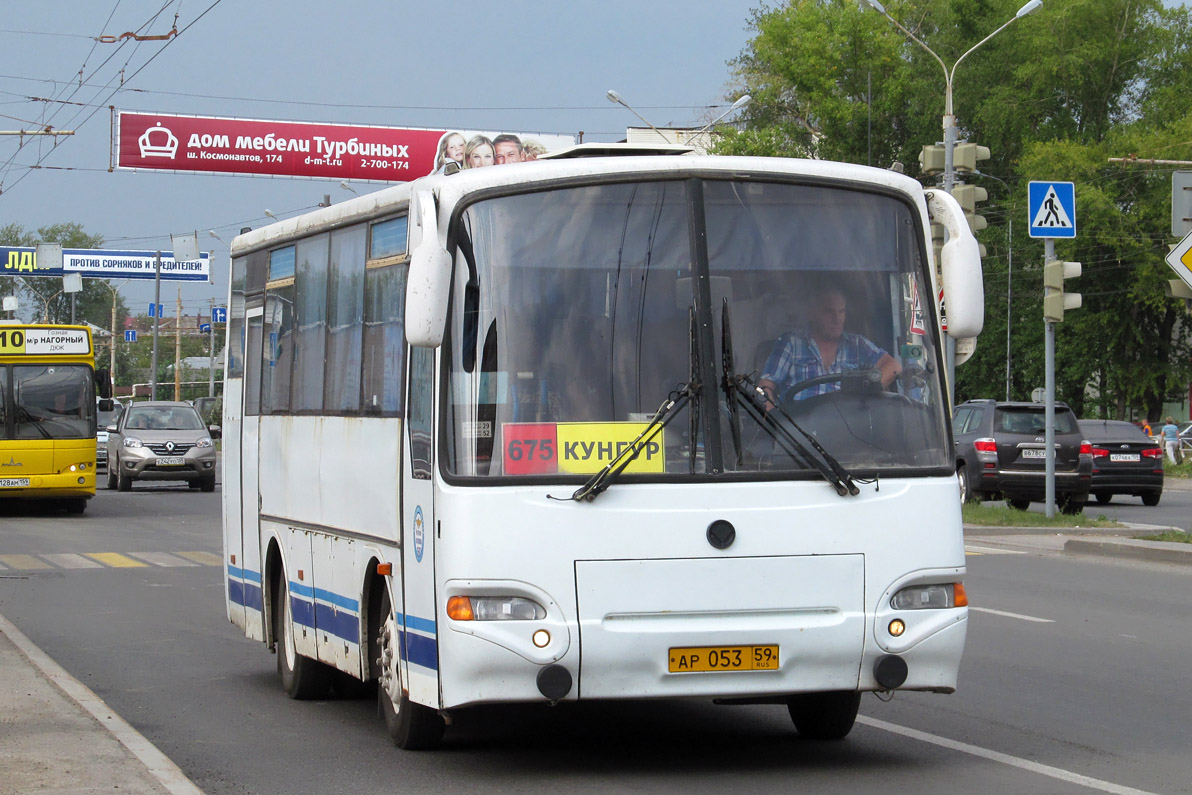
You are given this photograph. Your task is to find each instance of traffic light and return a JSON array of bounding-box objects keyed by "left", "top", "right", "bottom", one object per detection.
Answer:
[
  {"left": 920, "top": 144, "right": 945, "bottom": 176},
  {"left": 1043, "top": 260, "right": 1081, "bottom": 322},
  {"left": 950, "top": 183, "right": 989, "bottom": 233},
  {"left": 953, "top": 142, "right": 991, "bottom": 173}
]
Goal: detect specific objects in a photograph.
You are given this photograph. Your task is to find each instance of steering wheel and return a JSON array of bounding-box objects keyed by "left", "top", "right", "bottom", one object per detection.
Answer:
[{"left": 777, "top": 368, "right": 883, "bottom": 405}]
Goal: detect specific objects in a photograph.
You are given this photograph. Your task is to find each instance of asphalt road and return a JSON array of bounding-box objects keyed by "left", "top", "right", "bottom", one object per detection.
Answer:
[
  {"left": 1, "top": 484, "right": 1190, "bottom": 794},
  {"left": 1021, "top": 481, "right": 1192, "bottom": 530}
]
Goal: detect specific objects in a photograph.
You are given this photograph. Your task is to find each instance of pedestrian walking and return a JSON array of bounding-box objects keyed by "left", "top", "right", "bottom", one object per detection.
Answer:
[{"left": 1160, "top": 416, "right": 1182, "bottom": 465}]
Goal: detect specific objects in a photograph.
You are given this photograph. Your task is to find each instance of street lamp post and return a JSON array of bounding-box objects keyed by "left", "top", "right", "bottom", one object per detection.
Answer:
[
  {"left": 682, "top": 95, "right": 752, "bottom": 149},
  {"left": 606, "top": 90, "right": 668, "bottom": 142},
  {"left": 863, "top": 0, "right": 1042, "bottom": 399}
]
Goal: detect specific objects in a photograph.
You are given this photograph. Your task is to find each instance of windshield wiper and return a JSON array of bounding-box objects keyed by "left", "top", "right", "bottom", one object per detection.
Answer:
[
  {"left": 720, "top": 299, "right": 859, "bottom": 497},
  {"left": 562, "top": 385, "right": 693, "bottom": 502}
]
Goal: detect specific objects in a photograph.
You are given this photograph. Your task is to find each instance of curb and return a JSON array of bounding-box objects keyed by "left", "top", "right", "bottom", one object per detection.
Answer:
[
  {"left": 1063, "top": 536, "right": 1192, "bottom": 565},
  {"left": 0, "top": 612, "right": 204, "bottom": 795}
]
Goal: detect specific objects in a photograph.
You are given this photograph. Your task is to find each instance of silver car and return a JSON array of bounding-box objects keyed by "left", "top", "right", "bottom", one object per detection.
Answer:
[{"left": 105, "top": 401, "right": 219, "bottom": 492}]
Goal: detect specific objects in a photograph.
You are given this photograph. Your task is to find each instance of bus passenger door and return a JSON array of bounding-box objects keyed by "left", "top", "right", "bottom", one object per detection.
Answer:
[
  {"left": 238, "top": 309, "right": 265, "bottom": 641},
  {"left": 400, "top": 345, "right": 438, "bottom": 708}
]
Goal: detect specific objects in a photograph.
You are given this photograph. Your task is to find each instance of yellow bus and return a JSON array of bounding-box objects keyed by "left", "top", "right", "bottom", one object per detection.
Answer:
[{"left": 0, "top": 323, "right": 111, "bottom": 514}]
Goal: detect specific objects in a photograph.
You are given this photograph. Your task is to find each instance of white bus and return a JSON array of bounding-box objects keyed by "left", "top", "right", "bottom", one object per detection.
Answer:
[{"left": 222, "top": 150, "right": 984, "bottom": 749}]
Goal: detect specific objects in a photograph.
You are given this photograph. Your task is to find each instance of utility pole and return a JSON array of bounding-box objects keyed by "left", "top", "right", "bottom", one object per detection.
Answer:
[
  {"left": 174, "top": 288, "right": 182, "bottom": 401},
  {"left": 208, "top": 298, "right": 216, "bottom": 398},
  {"left": 150, "top": 252, "right": 162, "bottom": 400},
  {"left": 110, "top": 288, "right": 117, "bottom": 394}
]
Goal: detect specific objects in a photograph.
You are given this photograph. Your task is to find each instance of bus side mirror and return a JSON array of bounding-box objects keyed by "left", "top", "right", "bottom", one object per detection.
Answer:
[
  {"left": 98, "top": 398, "right": 114, "bottom": 412},
  {"left": 925, "top": 189, "right": 984, "bottom": 339},
  {"left": 95, "top": 369, "right": 112, "bottom": 399},
  {"left": 405, "top": 190, "right": 452, "bottom": 348}
]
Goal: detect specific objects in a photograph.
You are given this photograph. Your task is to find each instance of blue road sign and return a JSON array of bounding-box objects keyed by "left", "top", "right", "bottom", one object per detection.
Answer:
[
  {"left": 212, "top": 306, "right": 227, "bottom": 323},
  {"left": 200, "top": 323, "right": 212, "bottom": 334},
  {"left": 1028, "top": 181, "right": 1076, "bottom": 238},
  {"left": 124, "top": 329, "right": 137, "bottom": 342},
  {"left": 148, "top": 302, "right": 164, "bottom": 318}
]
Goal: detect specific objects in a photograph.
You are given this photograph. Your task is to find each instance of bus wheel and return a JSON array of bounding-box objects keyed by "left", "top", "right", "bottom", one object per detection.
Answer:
[
  {"left": 274, "top": 575, "right": 331, "bottom": 700},
  {"left": 377, "top": 590, "right": 444, "bottom": 749},
  {"left": 787, "top": 691, "right": 861, "bottom": 740},
  {"left": 63, "top": 498, "right": 86, "bottom": 515}
]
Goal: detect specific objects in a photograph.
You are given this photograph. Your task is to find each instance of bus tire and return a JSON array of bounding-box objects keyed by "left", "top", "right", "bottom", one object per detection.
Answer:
[
  {"left": 787, "top": 691, "right": 861, "bottom": 740},
  {"left": 63, "top": 498, "right": 86, "bottom": 515},
  {"left": 274, "top": 574, "right": 331, "bottom": 700},
  {"left": 377, "top": 590, "right": 444, "bottom": 750}
]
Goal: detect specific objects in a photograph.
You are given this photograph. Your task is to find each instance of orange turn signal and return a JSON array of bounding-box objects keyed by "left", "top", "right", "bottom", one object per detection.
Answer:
[
  {"left": 954, "top": 582, "right": 969, "bottom": 607},
  {"left": 376, "top": 563, "right": 392, "bottom": 576},
  {"left": 446, "top": 596, "right": 474, "bottom": 621}
]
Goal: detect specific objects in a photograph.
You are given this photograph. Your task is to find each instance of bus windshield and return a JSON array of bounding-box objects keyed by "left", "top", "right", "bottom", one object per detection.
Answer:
[
  {"left": 3, "top": 365, "right": 93, "bottom": 440},
  {"left": 445, "top": 178, "right": 950, "bottom": 481}
]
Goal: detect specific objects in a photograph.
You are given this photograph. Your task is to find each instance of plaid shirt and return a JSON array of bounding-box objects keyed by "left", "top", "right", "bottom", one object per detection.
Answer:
[{"left": 761, "top": 330, "right": 887, "bottom": 399}]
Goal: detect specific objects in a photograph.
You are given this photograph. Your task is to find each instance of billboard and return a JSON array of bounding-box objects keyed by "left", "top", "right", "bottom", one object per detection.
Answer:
[
  {"left": 114, "top": 112, "right": 575, "bottom": 182},
  {"left": 1, "top": 247, "right": 211, "bottom": 282}
]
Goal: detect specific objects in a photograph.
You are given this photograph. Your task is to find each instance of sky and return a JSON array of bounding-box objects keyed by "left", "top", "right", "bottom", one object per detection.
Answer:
[{"left": 0, "top": 0, "right": 762, "bottom": 317}]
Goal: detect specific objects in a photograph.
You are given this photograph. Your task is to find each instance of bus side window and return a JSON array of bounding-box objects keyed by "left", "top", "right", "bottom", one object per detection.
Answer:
[{"left": 408, "top": 346, "right": 433, "bottom": 480}]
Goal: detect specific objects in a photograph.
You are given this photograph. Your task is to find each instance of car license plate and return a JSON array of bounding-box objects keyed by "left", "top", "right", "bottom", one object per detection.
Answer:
[
  {"left": 0, "top": 477, "right": 30, "bottom": 488},
  {"left": 1021, "top": 449, "right": 1046, "bottom": 459},
  {"left": 1110, "top": 453, "right": 1140, "bottom": 462},
  {"left": 156, "top": 456, "right": 186, "bottom": 466},
  {"left": 668, "top": 645, "right": 780, "bottom": 673}
]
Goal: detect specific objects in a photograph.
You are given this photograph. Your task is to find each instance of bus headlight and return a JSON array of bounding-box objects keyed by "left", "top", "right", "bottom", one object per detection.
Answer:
[
  {"left": 891, "top": 583, "right": 968, "bottom": 610},
  {"left": 123, "top": 437, "right": 143, "bottom": 449},
  {"left": 446, "top": 596, "right": 546, "bottom": 621}
]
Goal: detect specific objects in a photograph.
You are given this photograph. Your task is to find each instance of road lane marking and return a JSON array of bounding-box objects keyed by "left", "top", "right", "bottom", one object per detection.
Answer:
[
  {"left": 0, "top": 554, "right": 51, "bottom": 570},
  {"left": 128, "top": 552, "right": 198, "bottom": 568},
  {"left": 175, "top": 551, "right": 221, "bottom": 566},
  {"left": 858, "top": 716, "right": 1157, "bottom": 795},
  {"left": 965, "top": 544, "right": 1028, "bottom": 555},
  {"left": 41, "top": 554, "right": 103, "bottom": 569},
  {"left": 0, "top": 611, "right": 204, "bottom": 795},
  {"left": 970, "top": 606, "right": 1055, "bottom": 623},
  {"left": 84, "top": 553, "right": 147, "bottom": 568}
]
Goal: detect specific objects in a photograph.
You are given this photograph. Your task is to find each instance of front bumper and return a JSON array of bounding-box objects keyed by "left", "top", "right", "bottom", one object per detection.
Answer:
[{"left": 117, "top": 447, "right": 216, "bottom": 481}]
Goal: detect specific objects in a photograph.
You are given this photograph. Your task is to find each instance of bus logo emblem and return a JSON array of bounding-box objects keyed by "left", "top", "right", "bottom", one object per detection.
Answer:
[{"left": 413, "top": 506, "right": 425, "bottom": 563}]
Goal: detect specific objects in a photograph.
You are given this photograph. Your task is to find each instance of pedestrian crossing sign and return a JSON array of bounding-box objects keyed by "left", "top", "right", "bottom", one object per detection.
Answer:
[{"left": 1028, "top": 181, "right": 1076, "bottom": 238}]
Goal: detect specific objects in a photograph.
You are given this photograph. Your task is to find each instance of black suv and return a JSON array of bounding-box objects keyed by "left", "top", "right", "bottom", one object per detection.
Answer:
[{"left": 953, "top": 400, "right": 1092, "bottom": 513}]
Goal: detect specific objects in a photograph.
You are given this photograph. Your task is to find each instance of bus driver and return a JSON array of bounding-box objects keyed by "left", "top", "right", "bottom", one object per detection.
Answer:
[{"left": 758, "top": 283, "right": 899, "bottom": 408}]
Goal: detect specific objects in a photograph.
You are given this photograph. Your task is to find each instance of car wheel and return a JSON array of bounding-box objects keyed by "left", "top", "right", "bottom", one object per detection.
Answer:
[
  {"left": 377, "top": 588, "right": 445, "bottom": 749},
  {"left": 116, "top": 465, "right": 132, "bottom": 492},
  {"left": 957, "top": 465, "right": 981, "bottom": 504},
  {"left": 1006, "top": 499, "right": 1031, "bottom": 511},
  {"left": 1094, "top": 492, "right": 1112, "bottom": 504},
  {"left": 1060, "top": 496, "right": 1086, "bottom": 515},
  {"left": 1141, "top": 491, "right": 1161, "bottom": 507},
  {"left": 199, "top": 475, "right": 216, "bottom": 493},
  {"left": 106, "top": 464, "right": 117, "bottom": 490},
  {"left": 787, "top": 691, "right": 862, "bottom": 740}
]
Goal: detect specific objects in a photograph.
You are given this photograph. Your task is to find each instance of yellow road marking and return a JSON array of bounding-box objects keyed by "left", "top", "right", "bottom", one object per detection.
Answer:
[
  {"left": 0, "top": 554, "right": 50, "bottom": 570},
  {"left": 84, "top": 552, "right": 147, "bottom": 568},
  {"left": 176, "top": 551, "right": 222, "bottom": 566}
]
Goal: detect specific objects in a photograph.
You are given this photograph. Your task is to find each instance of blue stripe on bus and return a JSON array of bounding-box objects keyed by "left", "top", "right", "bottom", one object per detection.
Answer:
[
  {"left": 314, "top": 587, "right": 359, "bottom": 613},
  {"left": 290, "top": 595, "right": 316, "bottom": 629},
  {"left": 289, "top": 581, "right": 315, "bottom": 599},
  {"left": 227, "top": 567, "right": 264, "bottom": 611},
  {"left": 314, "top": 602, "right": 361, "bottom": 644},
  {"left": 227, "top": 565, "right": 264, "bottom": 585},
  {"left": 397, "top": 612, "right": 436, "bottom": 635},
  {"left": 401, "top": 630, "right": 438, "bottom": 671}
]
